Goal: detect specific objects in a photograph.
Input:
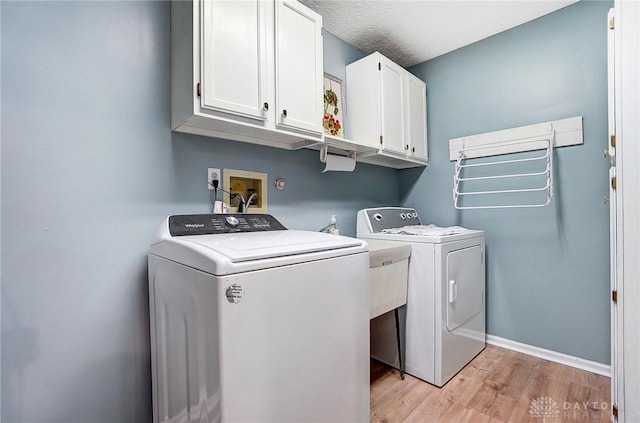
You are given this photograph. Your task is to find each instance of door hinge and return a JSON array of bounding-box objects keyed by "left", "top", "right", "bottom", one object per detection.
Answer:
[
  {"left": 609, "top": 16, "right": 615, "bottom": 30},
  {"left": 378, "top": 62, "right": 381, "bottom": 71},
  {"left": 612, "top": 404, "right": 618, "bottom": 419},
  {"left": 611, "top": 176, "right": 617, "bottom": 190},
  {"left": 611, "top": 134, "right": 616, "bottom": 148},
  {"left": 197, "top": 82, "right": 201, "bottom": 97},
  {"left": 612, "top": 290, "right": 618, "bottom": 303},
  {"left": 379, "top": 135, "right": 383, "bottom": 145}
]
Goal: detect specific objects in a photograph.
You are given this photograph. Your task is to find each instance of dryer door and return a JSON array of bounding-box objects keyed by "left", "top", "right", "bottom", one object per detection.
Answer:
[{"left": 445, "top": 245, "right": 484, "bottom": 332}]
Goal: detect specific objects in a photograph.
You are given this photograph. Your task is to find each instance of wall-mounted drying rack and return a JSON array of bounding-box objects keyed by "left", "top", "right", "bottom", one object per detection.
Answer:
[
  {"left": 453, "top": 136, "right": 554, "bottom": 209},
  {"left": 449, "top": 116, "right": 583, "bottom": 210}
]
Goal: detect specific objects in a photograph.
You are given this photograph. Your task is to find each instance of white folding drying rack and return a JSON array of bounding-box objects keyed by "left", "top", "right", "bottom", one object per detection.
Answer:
[
  {"left": 453, "top": 135, "right": 554, "bottom": 209},
  {"left": 449, "top": 116, "right": 583, "bottom": 210}
]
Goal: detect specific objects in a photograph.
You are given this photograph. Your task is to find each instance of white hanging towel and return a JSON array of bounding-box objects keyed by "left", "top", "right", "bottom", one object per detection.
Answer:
[{"left": 381, "top": 224, "right": 475, "bottom": 236}]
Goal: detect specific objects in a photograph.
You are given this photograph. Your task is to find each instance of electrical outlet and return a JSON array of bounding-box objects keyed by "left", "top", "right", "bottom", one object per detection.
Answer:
[{"left": 208, "top": 167, "right": 221, "bottom": 190}]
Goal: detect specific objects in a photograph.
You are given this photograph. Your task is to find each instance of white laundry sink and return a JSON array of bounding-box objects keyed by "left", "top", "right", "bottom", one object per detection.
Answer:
[{"left": 366, "top": 239, "right": 411, "bottom": 319}]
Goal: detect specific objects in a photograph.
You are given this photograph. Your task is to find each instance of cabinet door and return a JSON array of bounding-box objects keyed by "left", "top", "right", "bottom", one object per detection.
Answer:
[
  {"left": 405, "top": 73, "right": 428, "bottom": 162},
  {"left": 345, "top": 55, "right": 383, "bottom": 149},
  {"left": 201, "top": 0, "right": 268, "bottom": 121},
  {"left": 275, "top": 0, "right": 323, "bottom": 134},
  {"left": 380, "top": 60, "right": 406, "bottom": 155}
]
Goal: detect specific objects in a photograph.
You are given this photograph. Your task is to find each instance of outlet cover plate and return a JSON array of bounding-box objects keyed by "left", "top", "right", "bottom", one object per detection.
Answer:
[{"left": 208, "top": 168, "right": 221, "bottom": 190}]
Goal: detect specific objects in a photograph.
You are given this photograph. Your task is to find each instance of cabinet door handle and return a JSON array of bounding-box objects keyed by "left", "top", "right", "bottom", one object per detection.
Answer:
[
  {"left": 405, "top": 145, "right": 409, "bottom": 150},
  {"left": 263, "top": 102, "right": 269, "bottom": 112},
  {"left": 281, "top": 109, "right": 287, "bottom": 118},
  {"left": 412, "top": 147, "right": 415, "bottom": 153}
]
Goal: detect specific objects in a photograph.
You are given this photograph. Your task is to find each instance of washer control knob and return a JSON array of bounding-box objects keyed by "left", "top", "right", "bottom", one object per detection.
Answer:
[
  {"left": 373, "top": 213, "right": 383, "bottom": 222},
  {"left": 400, "top": 213, "right": 406, "bottom": 219},
  {"left": 225, "top": 216, "right": 239, "bottom": 227},
  {"left": 412, "top": 212, "right": 418, "bottom": 218}
]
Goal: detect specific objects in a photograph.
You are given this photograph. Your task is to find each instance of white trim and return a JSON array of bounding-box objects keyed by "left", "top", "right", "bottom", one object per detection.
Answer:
[
  {"left": 487, "top": 335, "right": 611, "bottom": 378},
  {"left": 448, "top": 116, "right": 583, "bottom": 161},
  {"left": 607, "top": 6, "right": 620, "bottom": 422},
  {"left": 616, "top": 1, "right": 640, "bottom": 421}
]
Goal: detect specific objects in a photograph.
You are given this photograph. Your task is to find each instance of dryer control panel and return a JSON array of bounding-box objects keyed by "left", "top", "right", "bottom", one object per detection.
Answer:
[
  {"left": 168, "top": 214, "right": 287, "bottom": 236},
  {"left": 357, "top": 207, "right": 422, "bottom": 233}
]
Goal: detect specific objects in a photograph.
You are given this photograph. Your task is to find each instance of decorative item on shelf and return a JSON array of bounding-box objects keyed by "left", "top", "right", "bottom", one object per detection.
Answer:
[{"left": 323, "top": 74, "right": 344, "bottom": 137}]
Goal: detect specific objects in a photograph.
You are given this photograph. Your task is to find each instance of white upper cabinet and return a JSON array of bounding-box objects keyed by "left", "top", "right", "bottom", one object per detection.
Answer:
[
  {"left": 404, "top": 72, "right": 428, "bottom": 162},
  {"left": 275, "top": 0, "right": 324, "bottom": 134},
  {"left": 380, "top": 59, "right": 406, "bottom": 155},
  {"left": 200, "top": 0, "right": 268, "bottom": 121},
  {"left": 171, "top": 0, "right": 324, "bottom": 150},
  {"left": 345, "top": 52, "right": 428, "bottom": 168}
]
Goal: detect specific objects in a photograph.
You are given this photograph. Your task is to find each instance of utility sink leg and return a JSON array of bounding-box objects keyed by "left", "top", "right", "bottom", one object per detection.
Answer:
[{"left": 394, "top": 308, "right": 405, "bottom": 380}]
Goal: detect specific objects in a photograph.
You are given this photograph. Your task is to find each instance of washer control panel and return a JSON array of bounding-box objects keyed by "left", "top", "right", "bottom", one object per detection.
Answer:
[
  {"left": 169, "top": 214, "right": 287, "bottom": 236},
  {"left": 363, "top": 207, "right": 422, "bottom": 233}
]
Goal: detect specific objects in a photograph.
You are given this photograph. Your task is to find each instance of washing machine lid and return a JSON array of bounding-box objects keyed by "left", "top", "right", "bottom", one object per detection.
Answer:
[
  {"left": 149, "top": 215, "right": 367, "bottom": 275},
  {"left": 175, "top": 230, "right": 363, "bottom": 262}
]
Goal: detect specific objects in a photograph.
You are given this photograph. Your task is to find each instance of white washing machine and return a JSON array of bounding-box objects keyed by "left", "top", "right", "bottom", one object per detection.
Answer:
[
  {"left": 357, "top": 207, "right": 485, "bottom": 387},
  {"left": 148, "top": 214, "right": 370, "bottom": 423}
]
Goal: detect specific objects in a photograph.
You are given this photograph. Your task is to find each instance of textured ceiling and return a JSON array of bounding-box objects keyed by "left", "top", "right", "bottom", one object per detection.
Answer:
[{"left": 299, "top": 0, "right": 578, "bottom": 68}]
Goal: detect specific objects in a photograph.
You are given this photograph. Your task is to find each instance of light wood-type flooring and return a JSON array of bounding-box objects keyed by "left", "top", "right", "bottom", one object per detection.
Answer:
[{"left": 370, "top": 345, "right": 611, "bottom": 423}]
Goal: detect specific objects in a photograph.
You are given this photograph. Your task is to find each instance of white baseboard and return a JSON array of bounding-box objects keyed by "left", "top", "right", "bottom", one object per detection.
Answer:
[{"left": 486, "top": 334, "right": 611, "bottom": 378}]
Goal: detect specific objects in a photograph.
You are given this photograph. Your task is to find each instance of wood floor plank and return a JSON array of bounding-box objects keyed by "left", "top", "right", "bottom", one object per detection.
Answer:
[
  {"left": 370, "top": 345, "right": 610, "bottom": 423},
  {"left": 439, "top": 403, "right": 492, "bottom": 423},
  {"left": 371, "top": 379, "right": 434, "bottom": 422}
]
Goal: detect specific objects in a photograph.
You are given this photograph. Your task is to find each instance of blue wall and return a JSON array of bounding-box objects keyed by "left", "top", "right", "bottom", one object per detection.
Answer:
[
  {"left": 0, "top": 2, "right": 396, "bottom": 422},
  {"left": 403, "top": 0, "right": 612, "bottom": 364}
]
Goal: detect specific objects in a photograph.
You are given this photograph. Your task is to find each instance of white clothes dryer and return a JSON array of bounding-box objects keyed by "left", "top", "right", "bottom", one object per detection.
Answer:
[
  {"left": 357, "top": 207, "right": 485, "bottom": 387},
  {"left": 149, "top": 214, "right": 370, "bottom": 423}
]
